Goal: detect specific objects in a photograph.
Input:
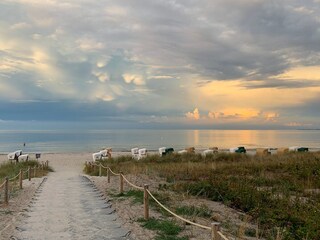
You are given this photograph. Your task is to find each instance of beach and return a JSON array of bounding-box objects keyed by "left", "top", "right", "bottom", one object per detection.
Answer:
[{"left": 0, "top": 151, "right": 259, "bottom": 239}]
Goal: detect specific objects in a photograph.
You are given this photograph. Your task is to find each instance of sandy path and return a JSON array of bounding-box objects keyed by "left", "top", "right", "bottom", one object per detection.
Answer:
[{"left": 9, "top": 154, "right": 131, "bottom": 240}]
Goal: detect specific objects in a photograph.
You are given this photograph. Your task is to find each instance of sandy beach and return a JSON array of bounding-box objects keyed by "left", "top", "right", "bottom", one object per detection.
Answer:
[{"left": 0, "top": 152, "right": 259, "bottom": 239}]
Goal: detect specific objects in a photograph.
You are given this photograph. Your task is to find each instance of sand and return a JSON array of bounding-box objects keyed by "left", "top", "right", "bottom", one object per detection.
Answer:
[{"left": 0, "top": 152, "right": 258, "bottom": 239}]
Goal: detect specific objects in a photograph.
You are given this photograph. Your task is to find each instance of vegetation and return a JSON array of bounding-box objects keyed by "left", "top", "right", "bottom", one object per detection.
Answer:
[
  {"left": 0, "top": 160, "right": 52, "bottom": 181},
  {"left": 85, "top": 152, "right": 320, "bottom": 239},
  {"left": 138, "top": 218, "right": 188, "bottom": 240}
]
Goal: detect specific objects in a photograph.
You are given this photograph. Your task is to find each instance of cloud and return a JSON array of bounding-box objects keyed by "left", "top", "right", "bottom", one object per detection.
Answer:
[
  {"left": 0, "top": 0, "right": 320, "bottom": 128},
  {"left": 186, "top": 108, "right": 200, "bottom": 120},
  {"left": 123, "top": 74, "right": 145, "bottom": 85}
]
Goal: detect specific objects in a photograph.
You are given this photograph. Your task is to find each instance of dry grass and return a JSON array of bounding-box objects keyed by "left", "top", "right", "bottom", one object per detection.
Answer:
[{"left": 85, "top": 152, "right": 320, "bottom": 239}]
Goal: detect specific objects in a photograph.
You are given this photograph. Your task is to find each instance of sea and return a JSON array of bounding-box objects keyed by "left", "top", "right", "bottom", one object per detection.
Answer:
[{"left": 0, "top": 129, "right": 319, "bottom": 153}]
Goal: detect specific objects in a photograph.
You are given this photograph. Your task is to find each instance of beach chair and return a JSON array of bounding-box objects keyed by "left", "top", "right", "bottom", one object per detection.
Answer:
[
  {"left": 159, "top": 147, "right": 174, "bottom": 156},
  {"left": 92, "top": 152, "right": 102, "bottom": 161},
  {"left": 256, "top": 148, "right": 271, "bottom": 155},
  {"left": 7, "top": 150, "right": 23, "bottom": 163},
  {"left": 35, "top": 153, "right": 41, "bottom": 160},
  {"left": 99, "top": 150, "right": 109, "bottom": 160},
  {"left": 131, "top": 148, "right": 139, "bottom": 159},
  {"left": 230, "top": 146, "right": 246, "bottom": 153},
  {"left": 138, "top": 148, "right": 147, "bottom": 160},
  {"left": 18, "top": 154, "right": 29, "bottom": 162},
  {"left": 277, "top": 148, "right": 289, "bottom": 154},
  {"left": 289, "top": 146, "right": 309, "bottom": 152},
  {"left": 202, "top": 149, "right": 214, "bottom": 156},
  {"left": 159, "top": 147, "right": 166, "bottom": 156},
  {"left": 178, "top": 149, "right": 188, "bottom": 154},
  {"left": 185, "top": 147, "right": 195, "bottom": 154},
  {"left": 209, "top": 147, "right": 219, "bottom": 152}
]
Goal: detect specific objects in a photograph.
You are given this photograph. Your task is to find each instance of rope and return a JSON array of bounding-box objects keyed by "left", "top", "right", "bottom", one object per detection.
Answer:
[
  {"left": 87, "top": 161, "right": 229, "bottom": 239},
  {"left": 121, "top": 175, "right": 144, "bottom": 190},
  {"left": 9, "top": 172, "right": 20, "bottom": 181},
  {"left": 0, "top": 180, "right": 5, "bottom": 190},
  {"left": 146, "top": 189, "right": 211, "bottom": 230},
  {"left": 100, "top": 164, "right": 109, "bottom": 169},
  {"left": 108, "top": 168, "right": 120, "bottom": 176},
  {"left": 218, "top": 231, "right": 229, "bottom": 240}
]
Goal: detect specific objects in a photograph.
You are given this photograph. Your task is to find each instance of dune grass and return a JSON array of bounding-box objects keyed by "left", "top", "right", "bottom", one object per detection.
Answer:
[
  {"left": 86, "top": 152, "right": 320, "bottom": 239},
  {"left": 0, "top": 160, "right": 53, "bottom": 183}
]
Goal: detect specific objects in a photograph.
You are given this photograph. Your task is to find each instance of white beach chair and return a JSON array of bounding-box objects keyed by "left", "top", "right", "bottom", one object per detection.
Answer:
[
  {"left": 7, "top": 150, "right": 23, "bottom": 162},
  {"left": 131, "top": 148, "right": 139, "bottom": 159},
  {"left": 178, "top": 149, "right": 188, "bottom": 154},
  {"left": 229, "top": 147, "right": 238, "bottom": 153},
  {"left": 92, "top": 152, "right": 102, "bottom": 161},
  {"left": 18, "top": 154, "right": 29, "bottom": 162},
  {"left": 202, "top": 149, "right": 214, "bottom": 156},
  {"left": 138, "top": 148, "right": 147, "bottom": 160},
  {"left": 289, "top": 146, "right": 299, "bottom": 151},
  {"left": 159, "top": 147, "right": 166, "bottom": 156},
  {"left": 99, "top": 149, "right": 109, "bottom": 160}
]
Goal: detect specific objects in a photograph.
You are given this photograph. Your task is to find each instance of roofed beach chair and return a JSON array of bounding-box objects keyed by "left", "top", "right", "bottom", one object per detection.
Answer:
[
  {"left": 277, "top": 148, "right": 289, "bottom": 154},
  {"left": 202, "top": 149, "right": 214, "bottom": 156},
  {"left": 131, "top": 148, "right": 139, "bottom": 159},
  {"left": 289, "top": 146, "right": 309, "bottom": 152},
  {"left": 230, "top": 146, "right": 246, "bottom": 153},
  {"left": 256, "top": 148, "right": 271, "bottom": 155},
  {"left": 186, "top": 147, "right": 195, "bottom": 153},
  {"left": 202, "top": 147, "right": 218, "bottom": 156},
  {"left": 159, "top": 147, "right": 174, "bottom": 156},
  {"left": 18, "top": 154, "right": 29, "bottom": 162},
  {"left": 178, "top": 149, "right": 188, "bottom": 154},
  {"left": 138, "top": 148, "right": 147, "bottom": 160},
  {"left": 7, "top": 150, "right": 23, "bottom": 163},
  {"left": 92, "top": 148, "right": 112, "bottom": 162},
  {"left": 159, "top": 147, "right": 166, "bottom": 156}
]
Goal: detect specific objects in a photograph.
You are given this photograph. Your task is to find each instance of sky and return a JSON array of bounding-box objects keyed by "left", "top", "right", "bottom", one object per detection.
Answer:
[{"left": 1, "top": 0, "right": 320, "bottom": 130}]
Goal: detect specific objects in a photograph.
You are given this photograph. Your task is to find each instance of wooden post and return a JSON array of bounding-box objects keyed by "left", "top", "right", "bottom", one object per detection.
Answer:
[
  {"left": 34, "top": 166, "right": 37, "bottom": 178},
  {"left": 107, "top": 168, "right": 110, "bottom": 183},
  {"left": 99, "top": 165, "right": 102, "bottom": 177},
  {"left": 4, "top": 177, "right": 9, "bottom": 205},
  {"left": 19, "top": 170, "right": 23, "bottom": 189},
  {"left": 144, "top": 184, "right": 149, "bottom": 220},
  {"left": 46, "top": 160, "right": 49, "bottom": 168},
  {"left": 120, "top": 172, "right": 124, "bottom": 194},
  {"left": 28, "top": 167, "right": 31, "bottom": 181},
  {"left": 211, "top": 222, "right": 220, "bottom": 240}
]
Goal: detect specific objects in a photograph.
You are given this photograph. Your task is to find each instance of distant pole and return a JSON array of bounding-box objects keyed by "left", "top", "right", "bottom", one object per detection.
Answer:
[
  {"left": 99, "top": 165, "right": 102, "bottom": 177},
  {"left": 34, "top": 166, "right": 37, "bottom": 178},
  {"left": 107, "top": 168, "right": 110, "bottom": 183}
]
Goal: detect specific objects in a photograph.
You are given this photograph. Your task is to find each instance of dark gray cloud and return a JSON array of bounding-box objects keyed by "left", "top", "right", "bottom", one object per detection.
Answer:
[{"left": 242, "top": 78, "right": 320, "bottom": 89}]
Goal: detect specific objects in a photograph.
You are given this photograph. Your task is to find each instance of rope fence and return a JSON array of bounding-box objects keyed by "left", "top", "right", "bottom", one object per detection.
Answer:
[
  {"left": 0, "top": 160, "right": 50, "bottom": 205},
  {"left": 86, "top": 162, "right": 228, "bottom": 240}
]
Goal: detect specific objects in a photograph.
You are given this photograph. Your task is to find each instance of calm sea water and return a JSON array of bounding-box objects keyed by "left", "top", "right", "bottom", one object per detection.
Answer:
[{"left": 0, "top": 129, "right": 319, "bottom": 153}]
